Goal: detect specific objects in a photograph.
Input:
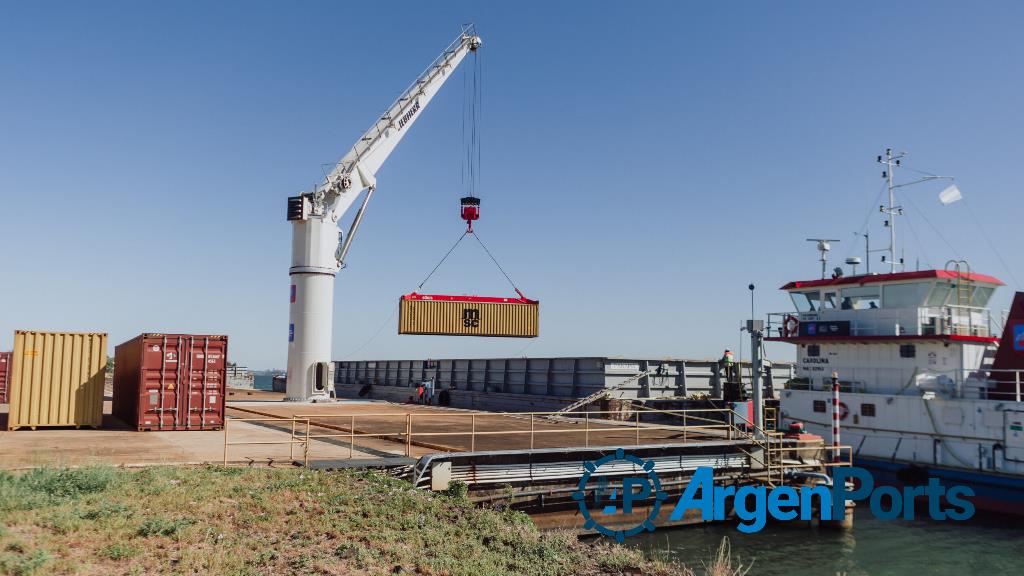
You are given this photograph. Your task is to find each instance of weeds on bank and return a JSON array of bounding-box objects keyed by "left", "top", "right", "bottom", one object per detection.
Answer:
[{"left": 0, "top": 465, "right": 698, "bottom": 575}]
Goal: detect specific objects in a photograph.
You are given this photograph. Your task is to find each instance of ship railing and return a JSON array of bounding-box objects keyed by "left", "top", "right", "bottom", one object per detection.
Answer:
[
  {"left": 727, "top": 410, "right": 853, "bottom": 486},
  {"left": 783, "top": 368, "right": 1024, "bottom": 402},
  {"left": 766, "top": 306, "right": 992, "bottom": 338},
  {"left": 960, "top": 368, "right": 1024, "bottom": 402}
]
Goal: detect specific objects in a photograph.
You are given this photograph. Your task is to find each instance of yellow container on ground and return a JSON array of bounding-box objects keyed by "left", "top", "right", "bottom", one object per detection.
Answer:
[
  {"left": 398, "top": 296, "right": 539, "bottom": 338},
  {"left": 7, "top": 330, "right": 108, "bottom": 431}
]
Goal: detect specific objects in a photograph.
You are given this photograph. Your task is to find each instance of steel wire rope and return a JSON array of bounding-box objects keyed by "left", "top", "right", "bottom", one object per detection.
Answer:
[
  {"left": 471, "top": 231, "right": 524, "bottom": 296},
  {"left": 903, "top": 165, "right": 1021, "bottom": 287},
  {"left": 342, "top": 230, "right": 470, "bottom": 359},
  {"left": 844, "top": 180, "right": 889, "bottom": 261},
  {"left": 960, "top": 198, "right": 1022, "bottom": 289},
  {"left": 901, "top": 211, "right": 933, "bottom": 269},
  {"left": 900, "top": 192, "right": 963, "bottom": 261}
]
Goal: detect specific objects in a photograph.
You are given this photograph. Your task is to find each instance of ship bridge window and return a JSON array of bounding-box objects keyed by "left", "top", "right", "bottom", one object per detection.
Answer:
[
  {"left": 972, "top": 286, "right": 994, "bottom": 307},
  {"left": 927, "top": 283, "right": 953, "bottom": 307},
  {"left": 882, "top": 282, "right": 932, "bottom": 309},
  {"left": 840, "top": 286, "right": 881, "bottom": 310},
  {"left": 823, "top": 292, "right": 838, "bottom": 309},
  {"left": 791, "top": 290, "right": 822, "bottom": 312}
]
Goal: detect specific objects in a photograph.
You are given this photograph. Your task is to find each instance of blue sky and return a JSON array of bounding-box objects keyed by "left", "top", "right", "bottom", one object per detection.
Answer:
[{"left": 2, "top": 1, "right": 1022, "bottom": 369}]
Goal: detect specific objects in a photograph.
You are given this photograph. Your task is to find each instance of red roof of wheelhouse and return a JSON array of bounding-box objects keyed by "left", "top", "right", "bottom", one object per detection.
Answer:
[{"left": 781, "top": 270, "right": 1004, "bottom": 291}]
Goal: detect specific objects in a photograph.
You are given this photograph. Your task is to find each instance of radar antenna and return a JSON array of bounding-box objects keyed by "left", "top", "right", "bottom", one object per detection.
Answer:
[{"left": 806, "top": 238, "right": 841, "bottom": 279}]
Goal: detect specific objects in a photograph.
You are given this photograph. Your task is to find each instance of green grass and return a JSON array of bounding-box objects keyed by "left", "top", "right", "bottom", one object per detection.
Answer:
[{"left": 0, "top": 465, "right": 699, "bottom": 575}]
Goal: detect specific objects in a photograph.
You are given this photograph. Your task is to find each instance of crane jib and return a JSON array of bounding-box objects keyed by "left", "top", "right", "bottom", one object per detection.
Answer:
[{"left": 397, "top": 99, "right": 422, "bottom": 130}]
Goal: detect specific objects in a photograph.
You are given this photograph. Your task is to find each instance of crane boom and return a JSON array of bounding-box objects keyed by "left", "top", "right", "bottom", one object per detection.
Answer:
[
  {"left": 285, "top": 26, "right": 482, "bottom": 401},
  {"left": 319, "top": 26, "right": 482, "bottom": 219}
]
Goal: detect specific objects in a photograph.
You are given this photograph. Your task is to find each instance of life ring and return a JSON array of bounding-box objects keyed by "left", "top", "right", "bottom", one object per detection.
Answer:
[
  {"left": 837, "top": 401, "right": 849, "bottom": 421},
  {"left": 783, "top": 315, "right": 800, "bottom": 337}
]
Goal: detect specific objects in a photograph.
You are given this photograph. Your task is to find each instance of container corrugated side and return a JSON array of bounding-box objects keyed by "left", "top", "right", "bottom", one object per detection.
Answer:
[
  {"left": 112, "top": 333, "right": 227, "bottom": 431},
  {"left": 7, "top": 331, "right": 107, "bottom": 430},
  {"left": 398, "top": 297, "right": 539, "bottom": 338},
  {"left": 0, "top": 351, "right": 11, "bottom": 404}
]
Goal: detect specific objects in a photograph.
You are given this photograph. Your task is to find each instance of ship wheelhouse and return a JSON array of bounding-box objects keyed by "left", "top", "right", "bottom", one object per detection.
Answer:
[{"left": 767, "top": 270, "right": 1006, "bottom": 399}]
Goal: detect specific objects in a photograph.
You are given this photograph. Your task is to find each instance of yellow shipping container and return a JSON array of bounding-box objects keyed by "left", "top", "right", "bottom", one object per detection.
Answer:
[
  {"left": 7, "top": 331, "right": 108, "bottom": 431},
  {"left": 398, "top": 294, "right": 539, "bottom": 338}
]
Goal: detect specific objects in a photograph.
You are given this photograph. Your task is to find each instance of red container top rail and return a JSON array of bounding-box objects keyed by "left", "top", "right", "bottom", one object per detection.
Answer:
[{"left": 402, "top": 292, "right": 539, "bottom": 305}]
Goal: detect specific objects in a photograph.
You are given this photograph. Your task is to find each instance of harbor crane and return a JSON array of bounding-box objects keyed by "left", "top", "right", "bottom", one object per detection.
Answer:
[{"left": 285, "top": 26, "right": 482, "bottom": 401}]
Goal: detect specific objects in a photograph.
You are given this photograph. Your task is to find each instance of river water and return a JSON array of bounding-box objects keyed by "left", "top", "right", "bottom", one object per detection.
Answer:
[{"left": 628, "top": 512, "right": 1020, "bottom": 575}]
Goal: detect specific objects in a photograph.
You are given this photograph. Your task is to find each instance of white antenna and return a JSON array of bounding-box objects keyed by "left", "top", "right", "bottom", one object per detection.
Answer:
[
  {"left": 807, "top": 238, "right": 841, "bottom": 279},
  {"left": 876, "top": 148, "right": 955, "bottom": 274}
]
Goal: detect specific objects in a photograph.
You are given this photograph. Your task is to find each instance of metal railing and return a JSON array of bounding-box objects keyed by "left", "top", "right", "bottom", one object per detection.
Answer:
[
  {"left": 767, "top": 305, "right": 993, "bottom": 339},
  {"left": 221, "top": 407, "right": 851, "bottom": 488},
  {"left": 221, "top": 407, "right": 757, "bottom": 463},
  {"left": 221, "top": 416, "right": 311, "bottom": 467},
  {"left": 290, "top": 408, "right": 739, "bottom": 458},
  {"left": 784, "top": 368, "right": 1024, "bottom": 402}
]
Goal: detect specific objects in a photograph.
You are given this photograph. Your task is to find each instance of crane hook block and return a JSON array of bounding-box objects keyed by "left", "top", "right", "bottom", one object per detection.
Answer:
[{"left": 460, "top": 196, "right": 480, "bottom": 232}]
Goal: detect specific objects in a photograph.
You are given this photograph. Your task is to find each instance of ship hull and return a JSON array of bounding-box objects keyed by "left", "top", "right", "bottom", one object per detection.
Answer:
[{"left": 856, "top": 456, "right": 1024, "bottom": 516}]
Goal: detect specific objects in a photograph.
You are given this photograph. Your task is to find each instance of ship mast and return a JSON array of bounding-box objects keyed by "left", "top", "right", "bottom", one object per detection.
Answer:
[
  {"left": 876, "top": 149, "right": 954, "bottom": 274},
  {"left": 878, "top": 148, "right": 904, "bottom": 274}
]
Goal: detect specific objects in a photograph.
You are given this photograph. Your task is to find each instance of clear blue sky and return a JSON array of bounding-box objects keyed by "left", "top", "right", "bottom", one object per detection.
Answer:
[{"left": 2, "top": 1, "right": 1022, "bottom": 369}]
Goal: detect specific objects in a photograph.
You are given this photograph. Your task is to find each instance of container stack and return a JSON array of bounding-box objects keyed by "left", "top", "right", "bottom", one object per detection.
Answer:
[
  {"left": 112, "top": 333, "right": 228, "bottom": 431},
  {"left": 6, "top": 331, "right": 108, "bottom": 431}
]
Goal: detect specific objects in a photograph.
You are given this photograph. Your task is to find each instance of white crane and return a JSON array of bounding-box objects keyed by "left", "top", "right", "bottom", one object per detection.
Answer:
[{"left": 285, "top": 26, "right": 482, "bottom": 401}]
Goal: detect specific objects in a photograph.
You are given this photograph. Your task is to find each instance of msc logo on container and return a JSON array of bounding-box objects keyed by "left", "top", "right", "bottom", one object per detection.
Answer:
[{"left": 462, "top": 308, "right": 481, "bottom": 328}]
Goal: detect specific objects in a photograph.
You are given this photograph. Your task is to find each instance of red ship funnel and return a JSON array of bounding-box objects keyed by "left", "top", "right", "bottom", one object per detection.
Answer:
[{"left": 989, "top": 291, "right": 1024, "bottom": 400}]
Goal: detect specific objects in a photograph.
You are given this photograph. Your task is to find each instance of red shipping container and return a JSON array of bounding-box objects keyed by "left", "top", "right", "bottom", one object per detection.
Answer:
[
  {"left": 113, "top": 334, "right": 227, "bottom": 431},
  {"left": 0, "top": 351, "right": 10, "bottom": 404}
]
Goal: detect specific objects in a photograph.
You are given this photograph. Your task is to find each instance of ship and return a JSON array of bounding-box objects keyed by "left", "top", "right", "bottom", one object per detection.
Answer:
[{"left": 771, "top": 150, "right": 1024, "bottom": 515}]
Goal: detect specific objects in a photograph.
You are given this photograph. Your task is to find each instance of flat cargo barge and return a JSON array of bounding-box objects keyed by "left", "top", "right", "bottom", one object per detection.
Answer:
[{"left": 334, "top": 356, "right": 795, "bottom": 412}]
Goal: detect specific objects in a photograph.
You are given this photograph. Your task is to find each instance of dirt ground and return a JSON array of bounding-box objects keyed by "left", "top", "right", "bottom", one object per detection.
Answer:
[{"left": 1, "top": 390, "right": 724, "bottom": 469}]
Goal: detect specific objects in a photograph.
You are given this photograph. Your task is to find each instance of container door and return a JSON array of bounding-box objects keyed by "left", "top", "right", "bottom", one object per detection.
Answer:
[
  {"left": 138, "top": 338, "right": 184, "bottom": 430},
  {"left": 182, "top": 337, "right": 226, "bottom": 429}
]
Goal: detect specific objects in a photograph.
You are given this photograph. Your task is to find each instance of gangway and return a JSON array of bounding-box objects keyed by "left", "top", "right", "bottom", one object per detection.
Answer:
[{"left": 550, "top": 371, "right": 651, "bottom": 416}]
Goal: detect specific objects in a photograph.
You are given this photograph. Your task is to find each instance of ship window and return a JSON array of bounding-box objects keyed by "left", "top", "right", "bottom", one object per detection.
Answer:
[
  {"left": 883, "top": 282, "right": 931, "bottom": 309},
  {"left": 791, "top": 290, "right": 822, "bottom": 312},
  {"left": 927, "top": 283, "right": 953, "bottom": 307},
  {"left": 972, "top": 286, "right": 994, "bottom": 308},
  {"left": 899, "top": 344, "right": 916, "bottom": 358},
  {"left": 813, "top": 400, "right": 827, "bottom": 413},
  {"left": 840, "top": 286, "right": 881, "bottom": 310},
  {"left": 823, "top": 292, "right": 838, "bottom": 309},
  {"left": 807, "top": 344, "right": 821, "bottom": 357},
  {"left": 861, "top": 403, "right": 876, "bottom": 417}
]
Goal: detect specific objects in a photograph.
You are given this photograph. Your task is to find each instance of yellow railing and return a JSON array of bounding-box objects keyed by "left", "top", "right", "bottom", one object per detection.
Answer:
[
  {"left": 222, "top": 407, "right": 747, "bottom": 463},
  {"left": 221, "top": 416, "right": 311, "bottom": 467}
]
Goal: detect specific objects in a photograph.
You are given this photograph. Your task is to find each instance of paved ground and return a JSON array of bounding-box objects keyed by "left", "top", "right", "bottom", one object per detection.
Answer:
[
  {"left": 0, "top": 394, "right": 395, "bottom": 469},
  {"left": 0, "top": 390, "right": 728, "bottom": 469}
]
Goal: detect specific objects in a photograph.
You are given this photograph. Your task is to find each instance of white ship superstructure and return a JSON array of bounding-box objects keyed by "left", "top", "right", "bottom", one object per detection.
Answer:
[{"left": 771, "top": 151, "right": 1024, "bottom": 513}]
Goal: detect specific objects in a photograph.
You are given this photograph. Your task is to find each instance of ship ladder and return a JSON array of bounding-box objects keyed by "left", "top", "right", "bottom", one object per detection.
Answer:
[{"left": 550, "top": 371, "right": 651, "bottom": 416}]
